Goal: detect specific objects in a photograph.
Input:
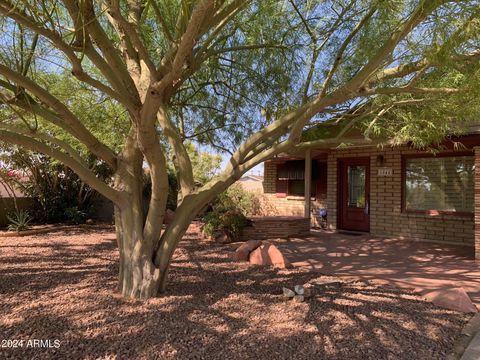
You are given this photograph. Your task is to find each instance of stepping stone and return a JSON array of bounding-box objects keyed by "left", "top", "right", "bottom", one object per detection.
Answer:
[
  {"left": 282, "top": 287, "right": 295, "bottom": 298},
  {"left": 293, "top": 295, "right": 305, "bottom": 303},
  {"left": 294, "top": 285, "right": 305, "bottom": 295},
  {"left": 420, "top": 287, "right": 478, "bottom": 313}
]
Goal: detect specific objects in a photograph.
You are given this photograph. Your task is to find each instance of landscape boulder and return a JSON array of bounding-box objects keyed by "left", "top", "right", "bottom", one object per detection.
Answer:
[
  {"left": 233, "top": 240, "right": 263, "bottom": 261},
  {"left": 249, "top": 243, "right": 292, "bottom": 269},
  {"left": 294, "top": 285, "right": 305, "bottom": 295},
  {"left": 420, "top": 287, "right": 478, "bottom": 313}
]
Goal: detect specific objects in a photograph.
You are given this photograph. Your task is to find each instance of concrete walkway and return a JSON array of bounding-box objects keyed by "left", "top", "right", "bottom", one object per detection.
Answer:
[{"left": 275, "top": 230, "right": 480, "bottom": 308}]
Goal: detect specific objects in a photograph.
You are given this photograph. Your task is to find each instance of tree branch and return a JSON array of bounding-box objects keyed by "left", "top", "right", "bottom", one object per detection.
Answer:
[
  {"left": 319, "top": 6, "right": 376, "bottom": 97},
  {"left": 0, "top": 123, "right": 87, "bottom": 166},
  {"left": 0, "top": 130, "right": 125, "bottom": 205},
  {"left": 157, "top": 109, "right": 194, "bottom": 198},
  {"left": 0, "top": 0, "right": 138, "bottom": 112},
  {"left": 0, "top": 64, "right": 118, "bottom": 169}
]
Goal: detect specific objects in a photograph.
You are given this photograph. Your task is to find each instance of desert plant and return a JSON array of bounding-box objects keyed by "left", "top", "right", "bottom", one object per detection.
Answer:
[
  {"left": 0, "top": 150, "right": 108, "bottom": 224},
  {"left": 222, "top": 185, "right": 261, "bottom": 216},
  {"left": 7, "top": 210, "right": 32, "bottom": 232},
  {"left": 202, "top": 208, "right": 248, "bottom": 241},
  {"left": 65, "top": 206, "right": 87, "bottom": 225},
  {"left": 202, "top": 186, "right": 253, "bottom": 240}
]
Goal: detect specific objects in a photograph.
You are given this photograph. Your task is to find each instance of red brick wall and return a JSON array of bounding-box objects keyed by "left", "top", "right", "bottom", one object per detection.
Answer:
[
  {"left": 327, "top": 146, "right": 474, "bottom": 245},
  {"left": 475, "top": 147, "right": 480, "bottom": 258},
  {"left": 263, "top": 161, "right": 327, "bottom": 227},
  {"left": 264, "top": 146, "right": 475, "bottom": 246},
  {"left": 241, "top": 216, "right": 310, "bottom": 241}
]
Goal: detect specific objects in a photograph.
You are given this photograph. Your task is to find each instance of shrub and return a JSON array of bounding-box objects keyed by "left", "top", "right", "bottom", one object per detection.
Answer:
[
  {"left": 222, "top": 185, "right": 261, "bottom": 216},
  {"left": 7, "top": 209, "right": 32, "bottom": 232},
  {"left": 202, "top": 208, "right": 248, "bottom": 241},
  {"left": 65, "top": 206, "right": 87, "bottom": 225},
  {"left": 201, "top": 185, "right": 257, "bottom": 240},
  {"left": 0, "top": 150, "right": 110, "bottom": 224}
]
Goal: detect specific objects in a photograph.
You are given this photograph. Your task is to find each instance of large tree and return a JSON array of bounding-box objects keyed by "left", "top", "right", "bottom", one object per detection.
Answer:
[{"left": 0, "top": 0, "right": 479, "bottom": 298}]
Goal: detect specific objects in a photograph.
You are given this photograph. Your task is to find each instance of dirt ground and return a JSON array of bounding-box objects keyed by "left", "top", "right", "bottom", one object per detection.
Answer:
[{"left": 0, "top": 226, "right": 471, "bottom": 360}]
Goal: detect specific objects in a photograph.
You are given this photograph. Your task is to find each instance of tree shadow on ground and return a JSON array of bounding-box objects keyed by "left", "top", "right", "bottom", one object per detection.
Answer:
[
  {"left": 276, "top": 231, "right": 480, "bottom": 304},
  {"left": 0, "top": 229, "right": 469, "bottom": 360}
]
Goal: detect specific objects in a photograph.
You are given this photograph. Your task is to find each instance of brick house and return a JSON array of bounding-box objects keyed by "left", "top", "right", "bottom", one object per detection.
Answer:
[{"left": 262, "top": 131, "right": 480, "bottom": 259}]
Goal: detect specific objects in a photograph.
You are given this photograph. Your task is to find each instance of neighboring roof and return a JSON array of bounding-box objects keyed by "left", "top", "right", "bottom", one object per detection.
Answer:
[
  {"left": 0, "top": 170, "right": 28, "bottom": 198},
  {"left": 0, "top": 182, "right": 26, "bottom": 198},
  {"left": 239, "top": 175, "right": 264, "bottom": 182}
]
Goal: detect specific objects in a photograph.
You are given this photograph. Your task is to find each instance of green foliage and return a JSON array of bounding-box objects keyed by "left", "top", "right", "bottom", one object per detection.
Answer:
[
  {"left": 202, "top": 208, "right": 248, "bottom": 241},
  {"left": 359, "top": 65, "right": 480, "bottom": 149},
  {"left": 0, "top": 149, "right": 109, "bottom": 224},
  {"left": 64, "top": 206, "right": 87, "bottom": 225},
  {"left": 221, "top": 184, "right": 262, "bottom": 217},
  {"left": 7, "top": 209, "right": 32, "bottom": 232},
  {"left": 202, "top": 184, "right": 264, "bottom": 240},
  {"left": 185, "top": 143, "right": 222, "bottom": 185},
  {"left": 35, "top": 73, "right": 130, "bottom": 155}
]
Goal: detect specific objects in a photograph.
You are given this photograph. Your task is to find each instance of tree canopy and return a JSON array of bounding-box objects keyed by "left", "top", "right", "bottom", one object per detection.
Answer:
[{"left": 0, "top": 0, "right": 479, "bottom": 298}]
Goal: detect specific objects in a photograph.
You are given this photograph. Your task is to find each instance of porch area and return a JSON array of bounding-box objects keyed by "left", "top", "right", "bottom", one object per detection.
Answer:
[{"left": 274, "top": 230, "right": 480, "bottom": 309}]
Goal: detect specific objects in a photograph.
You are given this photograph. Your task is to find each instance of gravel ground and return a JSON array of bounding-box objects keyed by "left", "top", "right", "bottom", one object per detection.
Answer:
[{"left": 0, "top": 226, "right": 470, "bottom": 360}]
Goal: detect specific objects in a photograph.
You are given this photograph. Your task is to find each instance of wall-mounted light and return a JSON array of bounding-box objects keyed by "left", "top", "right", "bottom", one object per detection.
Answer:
[{"left": 376, "top": 154, "right": 385, "bottom": 167}]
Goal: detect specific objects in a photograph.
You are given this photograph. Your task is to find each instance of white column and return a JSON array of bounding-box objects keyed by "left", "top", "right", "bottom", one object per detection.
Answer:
[{"left": 304, "top": 149, "right": 312, "bottom": 219}]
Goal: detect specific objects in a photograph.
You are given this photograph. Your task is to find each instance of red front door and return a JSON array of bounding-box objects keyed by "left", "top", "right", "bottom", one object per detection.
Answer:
[{"left": 338, "top": 158, "right": 370, "bottom": 232}]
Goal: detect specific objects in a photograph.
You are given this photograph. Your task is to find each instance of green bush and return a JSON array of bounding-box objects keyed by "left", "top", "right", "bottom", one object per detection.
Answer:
[
  {"left": 0, "top": 150, "right": 110, "bottom": 224},
  {"left": 65, "top": 206, "right": 87, "bottom": 224},
  {"left": 7, "top": 209, "right": 32, "bottom": 232},
  {"left": 202, "top": 184, "right": 258, "bottom": 240},
  {"left": 202, "top": 208, "right": 248, "bottom": 240},
  {"left": 221, "top": 185, "right": 261, "bottom": 216}
]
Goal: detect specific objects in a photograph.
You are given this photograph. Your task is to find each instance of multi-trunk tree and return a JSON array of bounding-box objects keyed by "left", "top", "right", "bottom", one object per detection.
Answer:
[{"left": 0, "top": 0, "right": 479, "bottom": 298}]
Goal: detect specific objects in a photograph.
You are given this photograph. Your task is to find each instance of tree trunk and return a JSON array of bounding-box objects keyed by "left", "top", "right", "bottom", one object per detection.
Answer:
[
  {"left": 112, "top": 144, "right": 238, "bottom": 298},
  {"left": 114, "top": 204, "right": 162, "bottom": 299},
  {"left": 112, "top": 141, "right": 164, "bottom": 299},
  {"left": 154, "top": 175, "right": 239, "bottom": 292}
]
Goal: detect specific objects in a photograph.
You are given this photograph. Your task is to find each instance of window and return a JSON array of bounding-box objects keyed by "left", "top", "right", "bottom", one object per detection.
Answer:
[
  {"left": 348, "top": 165, "right": 366, "bottom": 208},
  {"left": 276, "top": 160, "right": 327, "bottom": 198},
  {"left": 288, "top": 180, "right": 304, "bottom": 196},
  {"left": 404, "top": 155, "right": 474, "bottom": 214}
]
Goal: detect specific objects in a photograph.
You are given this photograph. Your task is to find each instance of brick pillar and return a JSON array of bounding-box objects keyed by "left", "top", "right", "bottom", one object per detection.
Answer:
[
  {"left": 475, "top": 147, "right": 480, "bottom": 261},
  {"left": 304, "top": 149, "right": 312, "bottom": 219},
  {"left": 326, "top": 152, "right": 337, "bottom": 230}
]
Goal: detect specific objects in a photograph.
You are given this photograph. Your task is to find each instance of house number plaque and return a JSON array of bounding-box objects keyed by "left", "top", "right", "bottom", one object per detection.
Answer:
[{"left": 377, "top": 167, "right": 393, "bottom": 177}]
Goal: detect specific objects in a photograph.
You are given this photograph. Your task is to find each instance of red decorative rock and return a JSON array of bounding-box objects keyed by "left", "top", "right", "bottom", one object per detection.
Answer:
[
  {"left": 421, "top": 287, "right": 478, "bottom": 313},
  {"left": 233, "top": 240, "right": 263, "bottom": 261},
  {"left": 249, "top": 243, "right": 292, "bottom": 269}
]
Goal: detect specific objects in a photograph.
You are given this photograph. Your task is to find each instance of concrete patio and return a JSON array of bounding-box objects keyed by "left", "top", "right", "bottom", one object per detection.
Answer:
[{"left": 275, "top": 230, "right": 480, "bottom": 310}]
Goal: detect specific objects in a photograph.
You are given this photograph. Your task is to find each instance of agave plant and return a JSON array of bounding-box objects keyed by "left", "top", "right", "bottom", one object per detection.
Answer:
[{"left": 7, "top": 209, "right": 32, "bottom": 232}]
